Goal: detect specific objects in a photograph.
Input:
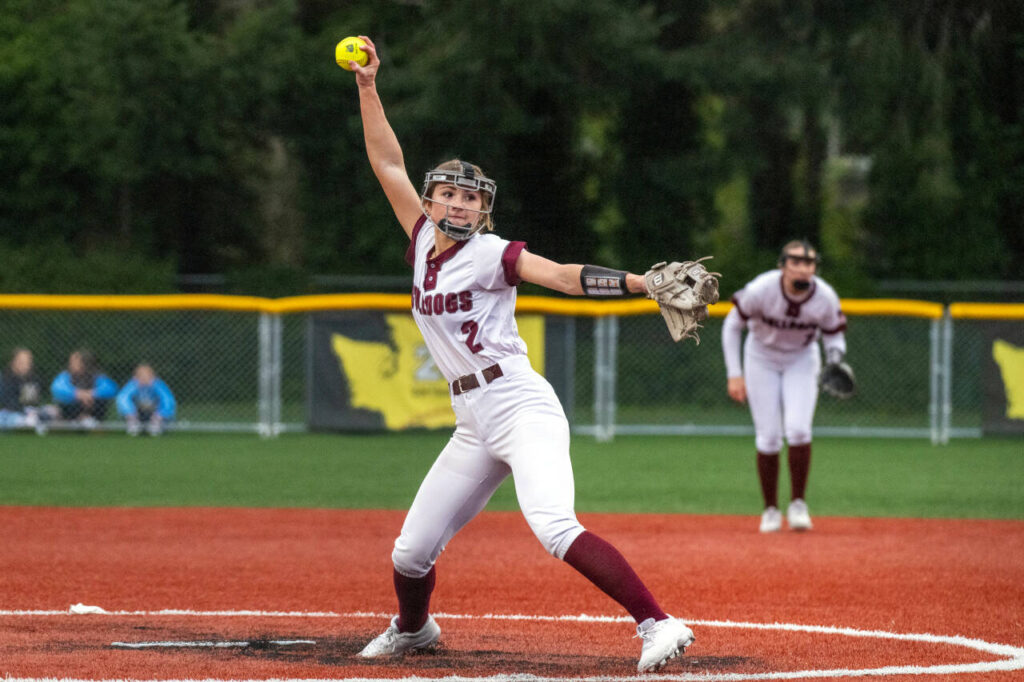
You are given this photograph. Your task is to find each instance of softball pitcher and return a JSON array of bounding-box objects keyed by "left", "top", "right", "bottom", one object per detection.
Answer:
[
  {"left": 721, "top": 240, "right": 848, "bottom": 533},
  {"left": 348, "top": 36, "right": 699, "bottom": 672}
]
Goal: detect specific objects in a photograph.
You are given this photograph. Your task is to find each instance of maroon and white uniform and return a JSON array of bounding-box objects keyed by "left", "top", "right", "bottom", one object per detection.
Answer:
[
  {"left": 408, "top": 215, "right": 528, "bottom": 380},
  {"left": 722, "top": 270, "right": 847, "bottom": 453},
  {"left": 392, "top": 215, "right": 585, "bottom": 579}
]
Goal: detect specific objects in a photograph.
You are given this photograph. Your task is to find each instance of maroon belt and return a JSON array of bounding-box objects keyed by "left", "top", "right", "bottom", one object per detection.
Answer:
[{"left": 451, "top": 363, "right": 504, "bottom": 395}]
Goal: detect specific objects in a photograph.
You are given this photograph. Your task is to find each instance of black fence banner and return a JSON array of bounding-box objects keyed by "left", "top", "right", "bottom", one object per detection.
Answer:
[
  {"left": 308, "top": 311, "right": 545, "bottom": 431},
  {"left": 983, "top": 321, "right": 1024, "bottom": 435}
]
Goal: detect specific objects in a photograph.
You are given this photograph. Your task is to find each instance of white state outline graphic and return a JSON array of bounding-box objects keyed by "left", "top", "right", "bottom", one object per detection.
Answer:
[{"left": 1, "top": 607, "right": 1023, "bottom": 681}]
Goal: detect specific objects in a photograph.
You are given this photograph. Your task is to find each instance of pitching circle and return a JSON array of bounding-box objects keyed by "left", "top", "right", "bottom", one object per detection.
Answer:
[{"left": 3, "top": 608, "right": 1023, "bottom": 680}]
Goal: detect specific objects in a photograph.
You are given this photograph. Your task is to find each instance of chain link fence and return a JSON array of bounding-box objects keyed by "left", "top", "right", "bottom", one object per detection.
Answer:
[
  {"left": 0, "top": 296, "right": 1019, "bottom": 440},
  {"left": 570, "top": 314, "right": 941, "bottom": 437},
  {"left": 0, "top": 308, "right": 262, "bottom": 432}
]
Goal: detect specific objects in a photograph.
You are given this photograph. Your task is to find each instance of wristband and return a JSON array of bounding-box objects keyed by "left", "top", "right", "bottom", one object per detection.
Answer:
[
  {"left": 826, "top": 347, "right": 845, "bottom": 365},
  {"left": 580, "top": 265, "right": 627, "bottom": 297}
]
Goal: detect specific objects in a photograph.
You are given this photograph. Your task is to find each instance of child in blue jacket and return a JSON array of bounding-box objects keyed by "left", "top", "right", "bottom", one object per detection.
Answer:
[{"left": 116, "top": 363, "right": 176, "bottom": 436}]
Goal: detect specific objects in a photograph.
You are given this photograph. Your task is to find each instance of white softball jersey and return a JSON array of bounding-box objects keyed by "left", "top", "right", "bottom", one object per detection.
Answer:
[
  {"left": 721, "top": 270, "right": 848, "bottom": 452},
  {"left": 406, "top": 215, "right": 528, "bottom": 382},
  {"left": 722, "top": 270, "right": 847, "bottom": 378},
  {"left": 392, "top": 216, "right": 585, "bottom": 578}
]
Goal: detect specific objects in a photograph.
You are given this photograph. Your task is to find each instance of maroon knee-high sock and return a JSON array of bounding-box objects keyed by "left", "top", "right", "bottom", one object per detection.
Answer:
[
  {"left": 393, "top": 566, "right": 435, "bottom": 633},
  {"left": 757, "top": 451, "right": 780, "bottom": 508},
  {"left": 788, "top": 443, "right": 811, "bottom": 501},
  {"left": 562, "top": 531, "right": 667, "bottom": 623}
]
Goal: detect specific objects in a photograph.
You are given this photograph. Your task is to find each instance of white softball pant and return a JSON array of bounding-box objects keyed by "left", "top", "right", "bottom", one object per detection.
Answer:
[
  {"left": 743, "top": 338, "right": 821, "bottom": 454},
  {"left": 392, "top": 355, "right": 586, "bottom": 579}
]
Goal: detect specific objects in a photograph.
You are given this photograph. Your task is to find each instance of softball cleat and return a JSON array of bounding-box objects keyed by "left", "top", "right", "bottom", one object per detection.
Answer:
[
  {"left": 635, "top": 616, "right": 695, "bottom": 673},
  {"left": 358, "top": 615, "right": 441, "bottom": 658},
  {"left": 759, "top": 506, "right": 783, "bottom": 533},
  {"left": 787, "top": 499, "right": 813, "bottom": 531}
]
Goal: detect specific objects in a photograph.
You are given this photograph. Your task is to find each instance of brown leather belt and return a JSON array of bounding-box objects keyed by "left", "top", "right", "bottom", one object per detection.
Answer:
[{"left": 451, "top": 363, "right": 504, "bottom": 395}]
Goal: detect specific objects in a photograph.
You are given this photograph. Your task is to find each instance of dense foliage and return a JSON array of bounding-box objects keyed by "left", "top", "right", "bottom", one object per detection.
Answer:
[{"left": 1, "top": 0, "right": 1020, "bottom": 294}]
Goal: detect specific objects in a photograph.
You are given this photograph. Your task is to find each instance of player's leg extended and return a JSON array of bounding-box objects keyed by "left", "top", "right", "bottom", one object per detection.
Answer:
[
  {"left": 565, "top": 528, "right": 695, "bottom": 674},
  {"left": 780, "top": 346, "right": 820, "bottom": 529},
  {"left": 361, "top": 426, "right": 509, "bottom": 658},
  {"left": 496, "top": 409, "right": 584, "bottom": 560},
  {"left": 744, "top": 343, "right": 785, "bottom": 528},
  {"left": 390, "top": 427, "right": 510, "bottom": 630},
  {"left": 486, "top": 377, "right": 660, "bottom": 617},
  {"left": 480, "top": 370, "right": 694, "bottom": 671},
  {"left": 500, "top": 413, "right": 693, "bottom": 671}
]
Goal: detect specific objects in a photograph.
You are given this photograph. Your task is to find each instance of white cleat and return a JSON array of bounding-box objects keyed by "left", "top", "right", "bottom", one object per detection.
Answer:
[
  {"left": 759, "top": 506, "right": 783, "bottom": 533},
  {"left": 636, "top": 616, "right": 695, "bottom": 673},
  {"left": 358, "top": 615, "right": 441, "bottom": 658},
  {"left": 787, "top": 499, "right": 813, "bottom": 531}
]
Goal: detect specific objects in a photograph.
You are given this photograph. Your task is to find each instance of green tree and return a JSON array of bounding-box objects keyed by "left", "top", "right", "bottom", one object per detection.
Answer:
[
  {"left": 322, "top": 0, "right": 674, "bottom": 271},
  {"left": 2, "top": 0, "right": 1021, "bottom": 293},
  {"left": 0, "top": 0, "right": 306, "bottom": 286},
  {"left": 838, "top": 1, "right": 1022, "bottom": 281}
]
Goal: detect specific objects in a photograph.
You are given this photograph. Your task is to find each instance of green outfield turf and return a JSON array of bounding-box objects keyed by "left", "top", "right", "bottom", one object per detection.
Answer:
[{"left": 0, "top": 432, "right": 1021, "bottom": 519}]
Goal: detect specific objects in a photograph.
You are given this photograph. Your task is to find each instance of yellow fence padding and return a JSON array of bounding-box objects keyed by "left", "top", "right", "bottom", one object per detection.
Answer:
[
  {"left": 949, "top": 303, "right": 1024, "bottom": 320},
  {"left": 0, "top": 294, "right": 1016, "bottom": 320}
]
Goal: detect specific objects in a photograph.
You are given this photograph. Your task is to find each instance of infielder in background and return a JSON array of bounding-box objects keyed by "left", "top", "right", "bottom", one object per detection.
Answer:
[
  {"left": 348, "top": 36, "right": 706, "bottom": 673},
  {"left": 721, "top": 240, "right": 848, "bottom": 533}
]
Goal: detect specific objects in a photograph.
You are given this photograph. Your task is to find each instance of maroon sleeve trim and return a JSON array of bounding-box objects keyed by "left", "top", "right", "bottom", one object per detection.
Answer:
[
  {"left": 821, "top": 319, "right": 848, "bottom": 335},
  {"left": 730, "top": 294, "right": 750, "bottom": 320},
  {"left": 502, "top": 241, "right": 527, "bottom": 287},
  {"left": 404, "top": 215, "right": 428, "bottom": 267}
]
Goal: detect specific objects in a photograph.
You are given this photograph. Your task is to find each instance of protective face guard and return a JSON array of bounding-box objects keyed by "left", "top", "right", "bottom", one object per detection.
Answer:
[
  {"left": 779, "top": 241, "right": 819, "bottom": 292},
  {"left": 779, "top": 239, "right": 821, "bottom": 267},
  {"left": 421, "top": 166, "right": 497, "bottom": 241},
  {"left": 783, "top": 255, "right": 819, "bottom": 266}
]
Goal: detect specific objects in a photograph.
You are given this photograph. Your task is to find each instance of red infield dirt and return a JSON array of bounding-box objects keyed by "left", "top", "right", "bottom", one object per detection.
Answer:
[{"left": 1, "top": 506, "right": 1023, "bottom": 681}]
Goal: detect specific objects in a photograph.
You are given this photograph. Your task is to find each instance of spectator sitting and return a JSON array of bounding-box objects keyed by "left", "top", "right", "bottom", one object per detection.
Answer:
[
  {"left": 50, "top": 349, "right": 118, "bottom": 429},
  {"left": 116, "top": 363, "right": 176, "bottom": 436},
  {"left": 0, "top": 347, "right": 57, "bottom": 433}
]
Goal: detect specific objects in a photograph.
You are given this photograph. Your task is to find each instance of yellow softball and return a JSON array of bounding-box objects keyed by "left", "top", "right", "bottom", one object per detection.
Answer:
[{"left": 335, "top": 36, "right": 368, "bottom": 71}]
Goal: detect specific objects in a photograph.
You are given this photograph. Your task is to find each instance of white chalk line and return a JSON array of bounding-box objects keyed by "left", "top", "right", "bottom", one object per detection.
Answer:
[{"left": 1, "top": 606, "right": 1023, "bottom": 681}]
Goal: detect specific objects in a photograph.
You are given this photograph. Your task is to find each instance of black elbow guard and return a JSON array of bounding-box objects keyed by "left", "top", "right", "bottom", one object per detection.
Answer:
[{"left": 580, "top": 265, "right": 628, "bottom": 297}]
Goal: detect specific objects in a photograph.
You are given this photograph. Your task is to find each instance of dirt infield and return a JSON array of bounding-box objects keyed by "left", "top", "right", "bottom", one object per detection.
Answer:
[{"left": 1, "top": 506, "right": 1023, "bottom": 681}]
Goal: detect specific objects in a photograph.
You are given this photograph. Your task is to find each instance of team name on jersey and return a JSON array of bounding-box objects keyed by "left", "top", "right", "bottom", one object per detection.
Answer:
[
  {"left": 758, "top": 315, "right": 817, "bottom": 331},
  {"left": 412, "top": 285, "right": 473, "bottom": 316}
]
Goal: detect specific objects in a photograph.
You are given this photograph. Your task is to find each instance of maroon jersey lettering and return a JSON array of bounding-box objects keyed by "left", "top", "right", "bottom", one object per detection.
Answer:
[
  {"left": 461, "top": 320, "right": 484, "bottom": 353},
  {"left": 411, "top": 287, "right": 474, "bottom": 317}
]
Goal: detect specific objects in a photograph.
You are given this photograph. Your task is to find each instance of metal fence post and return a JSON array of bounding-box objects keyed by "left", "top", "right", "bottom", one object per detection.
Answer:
[
  {"left": 271, "top": 313, "right": 283, "bottom": 436},
  {"left": 593, "top": 316, "right": 617, "bottom": 442},
  {"left": 258, "top": 313, "right": 270, "bottom": 438},
  {"left": 606, "top": 315, "right": 619, "bottom": 442},
  {"left": 941, "top": 308, "right": 953, "bottom": 445},
  {"left": 593, "top": 316, "right": 607, "bottom": 442},
  {"left": 258, "top": 313, "right": 282, "bottom": 438},
  {"left": 929, "top": 317, "right": 941, "bottom": 445},
  {"left": 563, "top": 316, "right": 576, "bottom": 425}
]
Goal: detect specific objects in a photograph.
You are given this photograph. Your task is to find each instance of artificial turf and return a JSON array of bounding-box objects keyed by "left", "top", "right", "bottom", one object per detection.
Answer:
[{"left": 0, "top": 432, "right": 1021, "bottom": 519}]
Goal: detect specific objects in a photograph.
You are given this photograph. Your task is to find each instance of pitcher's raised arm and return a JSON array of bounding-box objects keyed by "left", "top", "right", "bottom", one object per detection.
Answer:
[{"left": 349, "top": 36, "right": 423, "bottom": 238}]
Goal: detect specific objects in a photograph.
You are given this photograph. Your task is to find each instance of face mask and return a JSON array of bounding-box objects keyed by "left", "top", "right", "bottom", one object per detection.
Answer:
[{"left": 792, "top": 279, "right": 811, "bottom": 291}]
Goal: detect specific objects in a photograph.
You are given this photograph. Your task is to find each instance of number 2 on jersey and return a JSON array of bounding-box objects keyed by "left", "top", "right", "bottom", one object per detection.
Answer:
[{"left": 461, "top": 320, "right": 484, "bottom": 353}]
